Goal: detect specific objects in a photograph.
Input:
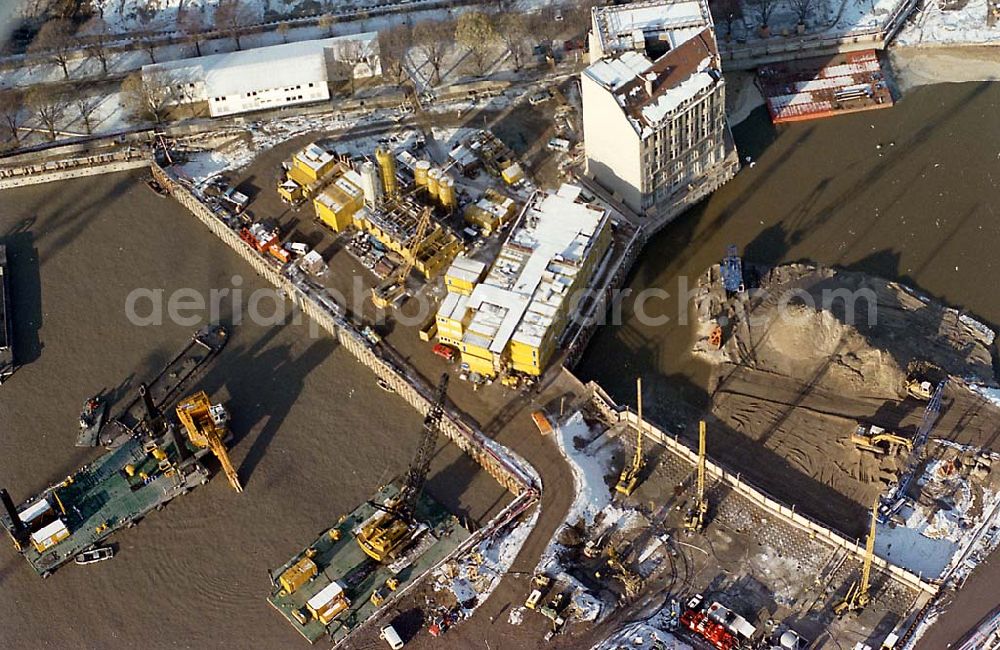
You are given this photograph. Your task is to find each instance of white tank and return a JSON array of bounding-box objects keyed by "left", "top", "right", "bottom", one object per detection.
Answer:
[{"left": 360, "top": 161, "right": 381, "bottom": 206}]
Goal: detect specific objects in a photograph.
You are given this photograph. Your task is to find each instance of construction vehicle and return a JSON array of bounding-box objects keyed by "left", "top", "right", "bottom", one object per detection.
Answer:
[
  {"left": 684, "top": 420, "right": 709, "bottom": 533},
  {"left": 356, "top": 374, "right": 448, "bottom": 561},
  {"left": 834, "top": 493, "right": 879, "bottom": 616},
  {"left": 371, "top": 207, "right": 432, "bottom": 309},
  {"left": 525, "top": 574, "right": 551, "bottom": 609},
  {"left": 597, "top": 546, "right": 642, "bottom": 600},
  {"left": 175, "top": 391, "right": 243, "bottom": 493},
  {"left": 615, "top": 378, "right": 647, "bottom": 496},
  {"left": 721, "top": 244, "right": 745, "bottom": 295},
  {"left": 851, "top": 424, "right": 913, "bottom": 455},
  {"left": 905, "top": 378, "right": 933, "bottom": 401}
]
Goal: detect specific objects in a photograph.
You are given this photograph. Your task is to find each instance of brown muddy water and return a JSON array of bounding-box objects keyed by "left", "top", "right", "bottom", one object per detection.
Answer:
[
  {"left": 0, "top": 171, "right": 507, "bottom": 647},
  {"left": 578, "top": 81, "right": 1000, "bottom": 647}
]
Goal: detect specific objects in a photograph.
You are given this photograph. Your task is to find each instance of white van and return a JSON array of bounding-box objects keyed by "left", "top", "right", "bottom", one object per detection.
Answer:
[{"left": 380, "top": 624, "right": 404, "bottom": 649}]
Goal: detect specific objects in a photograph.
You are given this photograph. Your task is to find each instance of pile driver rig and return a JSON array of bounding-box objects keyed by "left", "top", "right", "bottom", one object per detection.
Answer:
[{"left": 356, "top": 373, "right": 449, "bottom": 562}]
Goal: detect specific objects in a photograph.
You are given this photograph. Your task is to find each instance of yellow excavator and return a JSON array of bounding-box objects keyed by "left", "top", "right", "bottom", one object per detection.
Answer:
[
  {"left": 356, "top": 374, "right": 448, "bottom": 562},
  {"left": 371, "top": 207, "right": 432, "bottom": 309},
  {"left": 175, "top": 391, "right": 243, "bottom": 493},
  {"left": 597, "top": 546, "right": 643, "bottom": 599},
  {"left": 851, "top": 423, "right": 913, "bottom": 455},
  {"left": 834, "top": 493, "right": 879, "bottom": 616},
  {"left": 684, "top": 420, "right": 708, "bottom": 533},
  {"left": 615, "top": 378, "right": 646, "bottom": 496}
]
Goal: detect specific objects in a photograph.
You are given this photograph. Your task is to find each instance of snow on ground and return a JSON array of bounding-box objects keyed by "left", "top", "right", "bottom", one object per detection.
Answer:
[
  {"left": 727, "top": 0, "right": 909, "bottom": 44},
  {"left": 876, "top": 452, "right": 1000, "bottom": 579},
  {"left": 897, "top": 0, "right": 1000, "bottom": 46},
  {"left": 432, "top": 504, "right": 540, "bottom": 619},
  {"left": 591, "top": 620, "right": 693, "bottom": 650},
  {"left": 553, "top": 411, "right": 619, "bottom": 527}
]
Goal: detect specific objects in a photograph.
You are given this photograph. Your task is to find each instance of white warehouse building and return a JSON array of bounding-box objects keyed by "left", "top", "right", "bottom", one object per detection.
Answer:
[
  {"left": 581, "top": 0, "right": 739, "bottom": 218},
  {"left": 142, "top": 33, "right": 381, "bottom": 118}
]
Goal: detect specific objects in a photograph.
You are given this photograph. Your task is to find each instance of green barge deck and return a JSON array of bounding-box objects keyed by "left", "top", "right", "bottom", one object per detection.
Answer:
[
  {"left": 1, "top": 428, "right": 214, "bottom": 577},
  {"left": 268, "top": 483, "right": 469, "bottom": 644}
]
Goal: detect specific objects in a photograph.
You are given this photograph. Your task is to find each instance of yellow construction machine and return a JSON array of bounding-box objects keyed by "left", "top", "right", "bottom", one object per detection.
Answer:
[
  {"left": 356, "top": 374, "right": 448, "bottom": 562},
  {"left": 834, "top": 493, "right": 879, "bottom": 616},
  {"left": 175, "top": 391, "right": 243, "bottom": 493},
  {"left": 371, "top": 207, "right": 432, "bottom": 309},
  {"left": 597, "top": 546, "right": 643, "bottom": 599},
  {"left": 851, "top": 424, "right": 913, "bottom": 455},
  {"left": 684, "top": 421, "right": 709, "bottom": 533},
  {"left": 615, "top": 378, "right": 646, "bottom": 496}
]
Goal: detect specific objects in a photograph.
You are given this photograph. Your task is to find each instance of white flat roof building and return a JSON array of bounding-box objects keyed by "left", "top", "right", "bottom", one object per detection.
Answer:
[
  {"left": 143, "top": 33, "right": 381, "bottom": 117},
  {"left": 459, "top": 184, "right": 612, "bottom": 375}
]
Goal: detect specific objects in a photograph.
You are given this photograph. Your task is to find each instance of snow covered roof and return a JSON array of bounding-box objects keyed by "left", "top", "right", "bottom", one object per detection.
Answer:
[
  {"left": 584, "top": 27, "right": 721, "bottom": 135},
  {"left": 144, "top": 33, "right": 379, "bottom": 97},
  {"left": 446, "top": 255, "right": 487, "bottom": 284},
  {"left": 463, "top": 185, "right": 609, "bottom": 354},
  {"left": 592, "top": 0, "right": 713, "bottom": 57}
]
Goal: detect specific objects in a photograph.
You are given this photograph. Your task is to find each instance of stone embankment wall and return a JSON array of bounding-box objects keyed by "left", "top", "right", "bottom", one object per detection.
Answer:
[
  {"left": 155, "top": 164, "right": 537, "bottom": 497},
  {"left": 0, "top": 150, "right": 150, "bottom": 189},
  {"left": 585, "top": 381, "right": 938, "bottom": 596}
]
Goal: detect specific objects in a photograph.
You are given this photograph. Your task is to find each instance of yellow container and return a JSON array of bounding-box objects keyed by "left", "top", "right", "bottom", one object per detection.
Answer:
[
  {"left": 414, "top": 160, "right": 431, "bottom": 186},
  {"left": 439, "top": 175, "right": 456, "bottom": 210},
  {"left": 426, "top": 168, "right": 441, "bottom": 199},
  {"left": 279, "top": 556, "right": 318, "bottom": 595}
]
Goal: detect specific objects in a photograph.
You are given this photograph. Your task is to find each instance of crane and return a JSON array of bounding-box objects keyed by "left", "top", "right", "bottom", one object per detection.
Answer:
[
  {"left": 615, "top": 378, "right": 647, "bottom": 496},
  {"left": 175, "top": 391, "right": 243, "bottom": 493},
  {"left": 357, "top": 373, "right": 449, "bottom": 562},
  {"left": 371, "top": 207, "right": 432, "bottom": 309},
  {"left": 834, "top": 492, "right": 879, "bottom": 616},
  {"left": 684, "top": 420, "right": 708, "bottom": 533}
]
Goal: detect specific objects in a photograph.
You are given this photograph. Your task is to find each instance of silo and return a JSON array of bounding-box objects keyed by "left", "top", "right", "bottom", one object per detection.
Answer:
[
  {"left": 374, "top": 147, "right": 397, "bottom": 199},
  {"left": 438, "top": 175, "right": 456, "bottom": 210},
  {"left": 414, "top": 160, "right": 431, "bottom": 187},
  {"left": 360, "top": 161, "right": 382, "bottom": 206},
  {"left": 426, "top": 167, "right": 441, "bottom": 199}
]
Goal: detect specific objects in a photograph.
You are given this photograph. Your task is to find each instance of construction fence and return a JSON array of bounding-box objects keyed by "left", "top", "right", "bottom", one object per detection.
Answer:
[
  {"left": 585, "top": 381, "right": 939, "bottom": 597},
  {"left": 155, "top": 163, "right": 538, "bottom": 499}
]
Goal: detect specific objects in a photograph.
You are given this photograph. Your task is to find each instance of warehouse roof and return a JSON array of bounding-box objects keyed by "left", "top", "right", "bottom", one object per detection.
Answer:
[{"left": 144, "top": 33, "right": 380, "bottom": 97}]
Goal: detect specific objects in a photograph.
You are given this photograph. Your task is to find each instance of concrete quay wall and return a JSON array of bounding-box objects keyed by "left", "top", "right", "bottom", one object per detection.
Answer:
[
  {"left": 0, "top": 151, "right": 150, "bottom": 189},
  {"left": 156, "top": 164, "right": 536, "bottom": 498}
]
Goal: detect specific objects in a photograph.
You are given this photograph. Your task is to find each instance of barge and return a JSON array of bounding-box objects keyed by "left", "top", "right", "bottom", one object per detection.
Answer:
[
  {"left": 80, "top": 324, "right": 228, "bottom": 447},
  {"left": 268, "top": 482, "right": 469, "bottom": 644},
  {"left": 0, "top": 245, "right": 13, "bottom": 383}
]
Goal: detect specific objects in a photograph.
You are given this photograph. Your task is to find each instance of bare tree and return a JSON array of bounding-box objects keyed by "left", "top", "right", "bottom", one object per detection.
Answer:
[
  {"left": 379, "top": 24, "right": 412, "bottom": 86},
  {"left": 711, "top": 0, "right": 744, "bottom": 37},
  {"left": 497, "top": 14, "right": 529, "bottom": 71},
  {"left": 276, "top": 23, "right": 290, "bottom": 43},
  {"left": 528, "top": 7, "right": 562, "bottom": 46},
  {"left": 29, "top": 19, "right": 76, "bottom": 79},
  {"left": 456, "top": 12, "right": 498, "bottom": 76},
  {"left": 214, "top": 0, "right": 257, "bottom": 50},
  {"left": 179, "top": 9, "right": 206, "bottom": 56},
  {"left": 26, "top": 87, "right": 67, "bottom": 140},
  {"left": 318, "top": 13, "right": 336, "bottom": 37},
  {"left": 329, "top": 40, "right": 367, "bottom": 94},
  {"left": 747, "top": 0, "right": 778, "bottom": 28},
  {"left": 141, "top": 37, "right": 158, "bottom": 62},
  {"left": 74, "top": 93, "right": 104, "bottom": 134},
  {"left": 121, "top": 70, "right": 175, "bottom": 123},
  {"left": 413, "top": 20, "right": 451, "bottom": 86},
  {"left": 789, "top": 0, "right": 814, "bottom": 25},
  {"left": 80, "top": 16, "right": 113, "bottom": 75},
  {"left": 0, "top": 90, "right": 26, "bottom": 145}
]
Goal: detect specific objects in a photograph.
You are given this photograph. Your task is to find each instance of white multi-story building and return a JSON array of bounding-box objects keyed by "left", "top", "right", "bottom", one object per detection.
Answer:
[
  {"left": 582, "top": 0, "right": 738, "bottom": 218},
  {"left": 143, "top": 33, "right": 380, "bottom": 118}
]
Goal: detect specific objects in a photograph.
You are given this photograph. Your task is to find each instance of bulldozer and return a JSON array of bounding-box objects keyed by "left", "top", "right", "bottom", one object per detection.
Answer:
[
  {"left": 175, "top": 391, "right": 242, "bottom": 492},
  {"left": 851, "top": 423, "right": 913, "bottom": 456},
  {"left": 356, "top": 374, "right": 448, "bottom": 562}
]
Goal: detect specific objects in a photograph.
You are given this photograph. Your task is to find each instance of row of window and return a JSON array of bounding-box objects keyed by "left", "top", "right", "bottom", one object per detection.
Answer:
[{"left": 210, "top": 82, "right": 319, "bottom": 104}]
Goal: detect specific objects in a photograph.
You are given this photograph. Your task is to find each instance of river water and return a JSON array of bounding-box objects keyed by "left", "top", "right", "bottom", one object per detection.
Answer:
[{"left": 578, "top": 80, "right": 1000, "bottom": 646}]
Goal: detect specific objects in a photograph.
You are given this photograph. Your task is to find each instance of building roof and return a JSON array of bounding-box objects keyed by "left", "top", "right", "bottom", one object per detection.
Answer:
[
  {"left": 592, "top": 0, "right": 712, "bottom": 57},
  {"left": 144, "top": 33, "right": 380, "bottom": 97},
  {"left": 585, "top": 27, "right": 720, "bottom": 135},
  {"left": 446, "top": 255, "right": 487, "bottom": 284},
  {"left": 462, "top": 185, "right": 609, "bottom": 355}
]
